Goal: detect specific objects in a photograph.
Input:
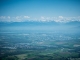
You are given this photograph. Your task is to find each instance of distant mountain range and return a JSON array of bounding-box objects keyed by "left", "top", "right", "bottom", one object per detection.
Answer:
[
  {"left": 0, "top": 21, "right": 80, "bottom": 27},
  {"left": 0, "top": 21, "right": 80, "bottom": 33}
]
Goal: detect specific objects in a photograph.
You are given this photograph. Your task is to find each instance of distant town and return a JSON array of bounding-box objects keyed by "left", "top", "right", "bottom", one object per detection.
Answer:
[{"left": 0, "top": 32, "right": 80, "bottom": 60}]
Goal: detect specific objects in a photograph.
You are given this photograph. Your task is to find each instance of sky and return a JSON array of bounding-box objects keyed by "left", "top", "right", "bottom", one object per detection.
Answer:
[{"left": 0, "top": 0, "right": 80, "bottom": 22}]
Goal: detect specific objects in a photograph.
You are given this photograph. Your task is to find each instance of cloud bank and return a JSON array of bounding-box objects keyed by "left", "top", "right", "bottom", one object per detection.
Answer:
[{"left": 0, "top": 16, "right": 80, "bottom": 23}]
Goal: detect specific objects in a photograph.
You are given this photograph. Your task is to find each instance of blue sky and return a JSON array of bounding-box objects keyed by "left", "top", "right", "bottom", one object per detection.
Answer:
[{"left": 0, "top": 0, "right": 80, "bottom": 22}]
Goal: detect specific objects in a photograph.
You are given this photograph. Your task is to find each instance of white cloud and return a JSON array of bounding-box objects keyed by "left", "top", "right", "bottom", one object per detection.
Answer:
[
  {"left": 15, "top": 16, "right": 22, "bottom": 20},
  {"left": 15, "top": 16, "right": 30, "bottom": 20},
  {"left": 0, "top": 16, "right": 6, "bottom": 19},
  {"left": 40, "top": 16, "right": 47, "bottom": 21},
  {"left": 46, "top": 17, "right": 50, "bottom": 20},
  {"left": 13, "top": 16, "right": 30, "bottom": 22},
  {"left": 59, "top": 16, "right": 63, "bottom": 19},
  {"left": 51, "top": 16, "right": 80, "bottom": 22},
  {"left": 0, "top": 16, "right": 80, "bottom": 22},
  {"left": 8, "top": 16, "right": 10, "bottom": 19},
  {"left": 0, "top": 16, "right": 11, "bottom": 22},
  {"left": 41, "top": 16, "right": 45, "bottom": 20},
  {"left": 37, "top": 16, "right": 80, "bottom": 22},
  {"left": 40, "top": 16, "right": 52, "bottom": 22},
  {"left": 24, "top": 16, "right": 30, "bottom": 19}
]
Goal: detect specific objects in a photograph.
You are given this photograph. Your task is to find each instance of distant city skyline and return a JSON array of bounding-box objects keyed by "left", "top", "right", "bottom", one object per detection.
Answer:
[{"left": 0, "top": 0, "right": 80, "bottom": 22}]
